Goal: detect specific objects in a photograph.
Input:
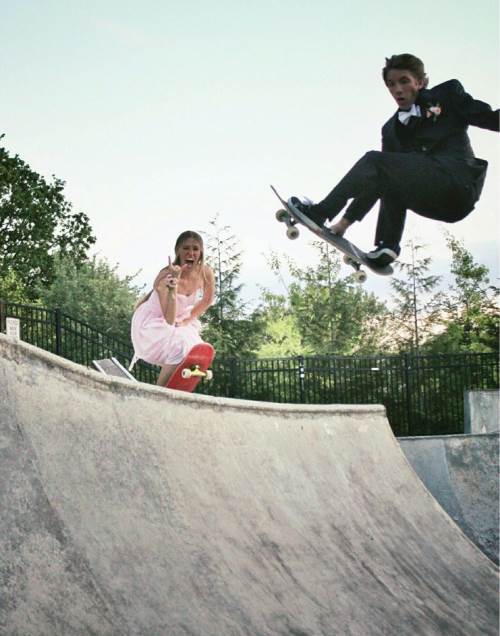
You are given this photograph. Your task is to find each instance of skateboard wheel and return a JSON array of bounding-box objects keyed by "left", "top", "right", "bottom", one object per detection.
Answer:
[
  {"left": 276, "top": 209, "right": 289, "bottom": 222},
  {"left": 205, "top": 370, "right": 213, "bottom": 381},
  {"left": 181, "top": 368, "right": 192, "bottom": 379},
  {"left": 287, "top": 226, "right": 299, "bottom": 240},
  {"left": 354, "top": 270, "right": 367, "bottom": 283},
  {"left": 343, "top": 254, "right": 356, "bottom": 266}
]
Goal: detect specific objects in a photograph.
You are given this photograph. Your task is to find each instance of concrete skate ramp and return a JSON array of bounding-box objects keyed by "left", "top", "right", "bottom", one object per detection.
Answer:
[
  {"left": 400, "top": 434, "right": 499, "bottom": 564},
  {"left": 1, "top": 335, "right": 498, "bottom": 636}
]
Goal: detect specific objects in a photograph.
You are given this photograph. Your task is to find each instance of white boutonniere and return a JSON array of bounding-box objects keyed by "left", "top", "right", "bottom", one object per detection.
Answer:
[{"left": 426, "top": 103, "right": 442, "bottom": 122}]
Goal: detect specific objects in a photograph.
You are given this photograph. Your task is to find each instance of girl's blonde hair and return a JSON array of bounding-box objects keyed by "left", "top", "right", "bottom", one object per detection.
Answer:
[{"left": 134, "top": 230, "right": 208, "bottom": 311}]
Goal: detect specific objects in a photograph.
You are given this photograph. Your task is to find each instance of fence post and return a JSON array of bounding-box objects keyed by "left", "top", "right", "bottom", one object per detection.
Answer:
[
  {"left": 403, "top": 353, "right": 413, "bottom": 436},
  {"left": 55, "top": 308, "right": 62, "bottom": 356},
  {"left": 227, "top": 357, "right": 237, "bottom": 398},
  {"left": 298, "top": 355, "right": 305, "bottom": 403},
  {"left": 0, "top": 298, "right": 5, "bottom": 333}
]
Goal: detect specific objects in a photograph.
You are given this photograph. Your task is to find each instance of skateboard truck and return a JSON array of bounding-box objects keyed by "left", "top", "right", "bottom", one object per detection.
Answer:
[
  {"left": 342, "top": 255, "right": 368, "bottom": 283},
  {"left": 181, "top": 365, "right": 214, "bottom": 380},
  {"left": 276, "top": 209, "right": 300, "bottom": 240}
]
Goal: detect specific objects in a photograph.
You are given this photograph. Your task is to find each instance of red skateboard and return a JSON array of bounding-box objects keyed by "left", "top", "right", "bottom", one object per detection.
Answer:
[{"left": 165, "top": 343, "right": 215, "bottom": 393}]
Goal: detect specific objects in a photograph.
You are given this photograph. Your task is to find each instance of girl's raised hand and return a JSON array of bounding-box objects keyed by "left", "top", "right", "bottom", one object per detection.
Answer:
[
  {"left": 153, "top": 257, "right": 187, "bottom": 292},
  {"left": 166, "top": 256, "right": 184, "bottom": 285},
  {"left": 153, "top": 266, "right": 169, "bottom": 291}
]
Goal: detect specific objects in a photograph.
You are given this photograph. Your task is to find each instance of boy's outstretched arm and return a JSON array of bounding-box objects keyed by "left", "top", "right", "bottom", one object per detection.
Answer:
[{"left": 448, "top": 80, "right": 499, "bottom": 131}]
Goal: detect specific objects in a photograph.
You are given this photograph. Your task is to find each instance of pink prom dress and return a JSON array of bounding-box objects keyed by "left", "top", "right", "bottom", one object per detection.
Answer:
[{"left": 131, "top": 288, "right": 204, "bottom": 367}]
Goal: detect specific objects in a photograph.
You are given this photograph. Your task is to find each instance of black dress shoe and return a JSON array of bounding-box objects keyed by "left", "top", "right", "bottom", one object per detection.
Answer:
[
  {"left": 366, "top": 245, "right": 400, "bottom": 267},
  {"left": 288, "top": 196, "right": 327, "bottom": 227}
]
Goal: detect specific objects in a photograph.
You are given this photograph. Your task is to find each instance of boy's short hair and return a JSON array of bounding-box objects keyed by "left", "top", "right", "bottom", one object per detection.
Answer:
[{"left": 383, "top": 54, "right": 427, "bottom": 85}]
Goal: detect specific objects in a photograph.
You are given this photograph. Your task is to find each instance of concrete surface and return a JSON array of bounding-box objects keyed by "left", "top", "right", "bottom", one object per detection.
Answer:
[
  {"left": 464, "top": 389, "right": 499, "bottom": 434},
  {"left": 1, "top": 334, "right": 498, "bottom": 636},
  {"left": 400, "top": 434, "right": 499, "bottom": 564}
]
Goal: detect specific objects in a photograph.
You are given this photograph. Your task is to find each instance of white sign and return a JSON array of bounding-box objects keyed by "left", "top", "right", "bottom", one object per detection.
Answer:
[{"left": 6, "top": 317, "right": 21, "bottom": 340}]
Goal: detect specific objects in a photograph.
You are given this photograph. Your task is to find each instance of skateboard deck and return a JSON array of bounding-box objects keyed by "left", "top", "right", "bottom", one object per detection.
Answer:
[
  {"left": 166, "top": 342, "right": 215, "bottom": 393},
  {"left": 271, "top": 185, "right": 393, "bottom": 281}
]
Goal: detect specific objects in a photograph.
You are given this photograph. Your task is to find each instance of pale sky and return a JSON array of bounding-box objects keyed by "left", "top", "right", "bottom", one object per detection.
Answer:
[{"left": 2, "top": 0, "right": 499, "bottom": 306}]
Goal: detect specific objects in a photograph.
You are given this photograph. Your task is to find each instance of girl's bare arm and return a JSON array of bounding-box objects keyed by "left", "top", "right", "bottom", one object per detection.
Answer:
[{"left": 155, "top": 258, "right": 182, "bottom": 325}]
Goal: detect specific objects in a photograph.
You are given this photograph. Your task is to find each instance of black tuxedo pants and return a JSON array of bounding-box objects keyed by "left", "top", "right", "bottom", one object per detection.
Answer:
[{"left": 314, "top": 150, "right": 476, "bottom": 248}]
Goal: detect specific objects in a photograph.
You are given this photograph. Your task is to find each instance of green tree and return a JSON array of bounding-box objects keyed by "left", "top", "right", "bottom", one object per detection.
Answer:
[
  {"left": 202, "top": 215, "right": 264, "bottom": 356},
  {"left": 262, "top": 242, "right": 388, "bottom": 355},
  {"left": 255, "top": 289, "right": 302, "bottom": 357},
  {"left": 0, "top": 136, "right": 95, "bottom": 299},
  {"left": 424, "top": 235, "right": 499, "bottom": 353},
  {"left": 388, "top": 241, "right": 442, "bottom": 353},
  {"left": 37, "top": 253, "right": 144, "bottom": 343},
  {"left": 0, "top": 269, "right": 33, "bottom": 304}
]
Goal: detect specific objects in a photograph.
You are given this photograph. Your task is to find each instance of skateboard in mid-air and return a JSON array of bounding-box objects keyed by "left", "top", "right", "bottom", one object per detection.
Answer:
[
  {"left": 166, "top": 343, "right": 215, "bottom": 393},
  {"left": 271, "top": 185, "right": 393, "bottom": 282}
]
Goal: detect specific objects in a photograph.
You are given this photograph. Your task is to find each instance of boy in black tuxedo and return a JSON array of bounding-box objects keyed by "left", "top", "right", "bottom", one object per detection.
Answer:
[{"left": 290, "top": 53, "right": 499, "bottom": 267}]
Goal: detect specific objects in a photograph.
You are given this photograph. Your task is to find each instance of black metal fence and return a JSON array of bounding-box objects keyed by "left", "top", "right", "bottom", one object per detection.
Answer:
[
  {"left": 195, "top": 353, "right": 498, "bottom": 436},
  {"left": 0, "top": 300, "right": 158, "bottom": 385},
  {"left": 1, "top": 299, "right": 498, "bottom": 436}
]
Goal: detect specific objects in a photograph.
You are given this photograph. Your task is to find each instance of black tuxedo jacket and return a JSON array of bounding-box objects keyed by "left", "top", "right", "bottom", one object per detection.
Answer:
[{"left": 381, "top": 80, "right": 499, "bottom": 200}]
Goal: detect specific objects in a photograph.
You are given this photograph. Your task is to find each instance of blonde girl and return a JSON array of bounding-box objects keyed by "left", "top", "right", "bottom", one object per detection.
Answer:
[{"left": 131, "top": 231, "right": 215, "bottom": 385}]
